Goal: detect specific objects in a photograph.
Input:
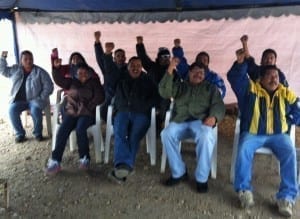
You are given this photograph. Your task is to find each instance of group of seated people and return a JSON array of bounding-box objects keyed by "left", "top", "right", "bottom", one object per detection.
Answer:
[{"left": 0, "top": 33, "right": 299, "bottom": 217}]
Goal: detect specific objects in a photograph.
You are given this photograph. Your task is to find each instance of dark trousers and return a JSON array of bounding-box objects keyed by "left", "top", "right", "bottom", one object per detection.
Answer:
[{"left": 52, "top": 114, "right": 95, "bottom": 162}]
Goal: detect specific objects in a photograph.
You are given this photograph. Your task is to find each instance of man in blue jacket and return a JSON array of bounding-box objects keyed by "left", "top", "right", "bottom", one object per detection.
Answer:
[
  {"left": 0, "top": 50, "right": 53, "bottom": 143},
  {"left": 227, "top": 49, "right": 299, "bottom": 217}
]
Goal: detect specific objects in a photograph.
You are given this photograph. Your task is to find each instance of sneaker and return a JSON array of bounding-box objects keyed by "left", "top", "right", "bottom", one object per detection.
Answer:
[
  {"left": 15, "top": 135, "right": 27, "bottom": 143},
  {"left": 45, "top": 158, "right": 61, "bottom": 175},
  {"left": 238, "top": 190, "right": 254, "bottom": 208},
  {"left": 164, "top": 171, "right": 188, "bottom": 187},
  {"left": 108, "top": 170, "right": 126, "bottom": 185},
  {"left": 196, "top": 181, "right": 208, "bottom": 193},
  {"left": 114, "top": 164, "right": 132, "bottom": 178},
  {"left": 277, "top": 199, "right": 293, "bottom": 217},
  {"left": 79, "top": 156, "right": 90, "bottom": 170}
]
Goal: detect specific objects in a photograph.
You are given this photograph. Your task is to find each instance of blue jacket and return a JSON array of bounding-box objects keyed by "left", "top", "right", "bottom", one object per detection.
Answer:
[
  {"left": 227, "top": 61, "right": 300, "bottom": 135},
  {"left": 0, "top": 57, "right": 54, "bottom": 109},
  {"left": 173, "top": 46, "right": 226, "bottom": 99},
  {"left": 172, "top": 46, "right": 189, "bottom": 80},
  {"left": 246, "top": 56, "right": 288, "bottom": 87}
]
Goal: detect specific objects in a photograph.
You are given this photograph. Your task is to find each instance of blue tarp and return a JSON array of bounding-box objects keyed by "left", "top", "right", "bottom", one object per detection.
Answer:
[{"left": 0, "top": 0, "right": 300, "bottom": 12}]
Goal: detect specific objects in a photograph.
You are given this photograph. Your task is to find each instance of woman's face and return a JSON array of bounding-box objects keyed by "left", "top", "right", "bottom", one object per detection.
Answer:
[
  {"left": 77, "top": 67, "right": 89, "bottom": 83},
  {"left": 71, "top": 54, "right": 84, "bottom": 65}
]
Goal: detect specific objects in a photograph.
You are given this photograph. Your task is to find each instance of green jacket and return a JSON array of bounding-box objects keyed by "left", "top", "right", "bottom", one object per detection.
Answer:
[{"left": 159, "top": 73, "right": 225, "bottom": 123}]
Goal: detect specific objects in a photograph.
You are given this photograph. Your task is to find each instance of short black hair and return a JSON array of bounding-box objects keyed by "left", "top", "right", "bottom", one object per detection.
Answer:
[
  {"left": 261, "top": 48, "right": 277, "bottom": 64},
  {"left": 260, "top": 65, "right": 279, "bottom": 78},
  {"left": 76, "top": 63, "right": 90, "bottom": 71},
  {"left": 114, "top": 49, "right": 125, "bottom": 55},
  {"left": 195, "top": 51, "right": 210, "bottom": 64},
  {"left": 20, "top": 50, "right": 33, "bottom": 59},
  {"left": 128, "top": 56, "right": 141, "bottom": 65},
  {"left": 189, "top": 62, "right": 206, "bottom": 71}
]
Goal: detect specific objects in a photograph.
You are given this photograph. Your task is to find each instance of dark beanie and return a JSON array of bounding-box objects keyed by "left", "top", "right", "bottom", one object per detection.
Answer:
[{"left": 157, "top": 47, "right": 170, "bottom": 57}]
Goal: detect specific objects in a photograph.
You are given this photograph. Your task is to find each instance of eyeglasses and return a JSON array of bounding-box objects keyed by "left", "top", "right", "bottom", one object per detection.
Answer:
[{"left": 160, "top": 54, "right": 170, "bottom": 59}]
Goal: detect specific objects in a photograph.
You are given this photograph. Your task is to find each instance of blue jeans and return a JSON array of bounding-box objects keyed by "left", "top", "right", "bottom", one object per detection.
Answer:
[
  {"left": 52, "top": 115, "right": 95, "bottom": 162},
  {"left": 9, "top": 101, "right": 43, "bottom": 138},
  {"left": 234, "top": 132, "right": 298, "bottom": 203},
  {"left": 161, "top": 120, "right": 216, "bottom": 183},
  {"left": 113, "top": 112, "right": 150, "bottom": 169}
]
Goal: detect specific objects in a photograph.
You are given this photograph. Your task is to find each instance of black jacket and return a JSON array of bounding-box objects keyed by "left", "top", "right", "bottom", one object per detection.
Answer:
[{"left": 114, "top": 72, "right": 158, "bottom": 117}]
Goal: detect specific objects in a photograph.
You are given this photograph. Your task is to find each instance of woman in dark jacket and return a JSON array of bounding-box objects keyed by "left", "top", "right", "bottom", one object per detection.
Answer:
[{"left": 46, "top": 62, "right": 104, "bottom": 175}]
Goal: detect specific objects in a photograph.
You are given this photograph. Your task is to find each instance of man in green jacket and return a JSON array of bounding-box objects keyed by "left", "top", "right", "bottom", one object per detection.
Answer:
[{"left": 159, "top": 59, "right": 225, "bottom": 193}]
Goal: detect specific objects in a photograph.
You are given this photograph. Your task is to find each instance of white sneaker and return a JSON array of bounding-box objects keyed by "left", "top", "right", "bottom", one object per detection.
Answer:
[
  {"left": 238, "top": 190, "right": 254, "bottom": 208},
  {"left": 45, "top": 158, "right": 61, "bottom": 175},
  {"left": 79, "top": 156, "right": 90, "bottom": 170},
  {"left": 277, "top": 199, "right": 293, "bottom": 217}
]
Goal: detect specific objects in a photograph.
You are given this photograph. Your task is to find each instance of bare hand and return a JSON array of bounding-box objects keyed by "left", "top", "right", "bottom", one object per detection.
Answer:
[
  {"left": 1, "top": 51, "right": 8, "bottom": 58},
  {"left": 240, "top": 35, "right": 248, "bottom": 44},
  {"left": 94, "top": 31, "right": 101, "bottom": 41},
  {"left": 203, "top": 116, "right": 216, "bottom": 127},
  {"left": 105, "top": 42, "right": 115, "bottom": 53},
  {"left": 136, "top": 36, "right": 143, "bottom": 44},
  {"left": 53, "top": 58, "right": 62, "bottom": 68},
  {"left": 167, "top": 57, "right": 180, "bottom": 75},
  {"left": 174, "top": 38, "right": 181, "bottom": 47}
]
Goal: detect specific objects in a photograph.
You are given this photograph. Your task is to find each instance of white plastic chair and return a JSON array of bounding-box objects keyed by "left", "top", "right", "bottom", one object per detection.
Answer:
[
  {"left": 160, "top": 108, "right": 218, "bottom": 179},
  {"left": 51, "top": 96, "right": 104, "bottom": 163},
  {"left": 14, "top": 98, "right": 52, "bottom": 137},
  {"left": 104, "top": 105, "right": 156, "bottom": 166},
  {"left": 230, "top": 117, "right": 296, "bottom": 183}
]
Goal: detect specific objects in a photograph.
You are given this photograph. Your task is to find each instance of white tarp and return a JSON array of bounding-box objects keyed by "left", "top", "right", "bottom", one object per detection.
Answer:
[{"left": 1, "top": 12, "right": 299, "bottom": 117}]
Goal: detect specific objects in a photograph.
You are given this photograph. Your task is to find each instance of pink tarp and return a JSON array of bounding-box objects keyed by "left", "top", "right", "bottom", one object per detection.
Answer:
[{"left": 6, "top": 14, "right": 300, "bottom": 105}]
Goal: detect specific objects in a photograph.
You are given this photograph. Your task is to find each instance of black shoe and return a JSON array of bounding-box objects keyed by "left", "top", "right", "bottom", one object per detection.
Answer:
[
  {"left": 164, "top": 172, "right": 188, "bottom": 187},
  {"left": 15, "top": 136, "right": 27, "bottom": 143},
  {"left": 114, "top": 163, "right": 132, "bottom": 178},
  {"left": 108, "top": 170, "right": 126, "bottom": 185},
  {"left": 35, "top": 135, "right": 45, "bottom": 142},
  {"left": 196, "top": 181, "right": 208, "bottom": 193}
]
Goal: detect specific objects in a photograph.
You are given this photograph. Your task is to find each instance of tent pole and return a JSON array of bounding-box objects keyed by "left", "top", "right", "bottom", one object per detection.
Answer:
[{"left": 11, "top": 12, "right": 19, "bottom": 64}]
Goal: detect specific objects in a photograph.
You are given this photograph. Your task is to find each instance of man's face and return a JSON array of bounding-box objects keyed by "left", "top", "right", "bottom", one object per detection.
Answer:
[
  {"left": 114, "top": 51, "right": 126, "bottom": 66},
  {"left": 128, "top": 59, "right": 142, "bottom": 78},
  {"left": 196, "top": 54, "right": 209, "bottom": 68},
  {"left": 158, "top": 54, "right": 170, "bottom": 66},
  {"left": 21, "top": 53, "right": 34, "bottom": 72},
  {"left": 77, "top": 67, "right": 89, "bottom": 83},
  {"left": 260, "top": 69, "right": 279, "bottom": 92},
  {"left": 262, "top": 53, "right": 276, "bottom": 66},
  {"left": 189, "top": 66, "right": 205, "bottom": 85}
]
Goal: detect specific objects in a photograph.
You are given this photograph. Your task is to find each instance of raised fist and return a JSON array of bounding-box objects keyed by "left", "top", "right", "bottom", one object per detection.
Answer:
[
  {"left": 94, "top": 31, "right": 101, "bottom": 41},
  {"left": 240, "top": 35, "right": 248, "bottom": 44},
  {"left": 105, "top": 42, "right": 115, "bottom": 53},
  {"left": 53, "top": 58, "right": 62, "bottom": 68},
  {"left": 174, "top": 38, "right": 181, "bottom": 47},
  {"left": 1, "top": 51, "right": 8, "bottom": 58},
  {"left": 136, "top": 36, "right": 143, "bottom": 44}
]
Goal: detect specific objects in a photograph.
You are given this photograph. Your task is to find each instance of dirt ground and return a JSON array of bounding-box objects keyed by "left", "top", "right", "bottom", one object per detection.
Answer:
[{"left": 0, "top": 114, "right": 299, "bottom": 219}]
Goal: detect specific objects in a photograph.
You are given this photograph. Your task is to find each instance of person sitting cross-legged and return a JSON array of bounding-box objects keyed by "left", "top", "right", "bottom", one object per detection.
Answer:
[
  {"left": 159, "top": 58, "right": 225, "bottom": 193},
  {"left": 227, "top": 49, "right": 300, "bottom": 217}
]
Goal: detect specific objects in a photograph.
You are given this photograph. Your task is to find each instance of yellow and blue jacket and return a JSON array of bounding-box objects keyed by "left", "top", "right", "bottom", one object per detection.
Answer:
[{"left": 227, "top": 62, "right": 300, "bottom": 135}]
